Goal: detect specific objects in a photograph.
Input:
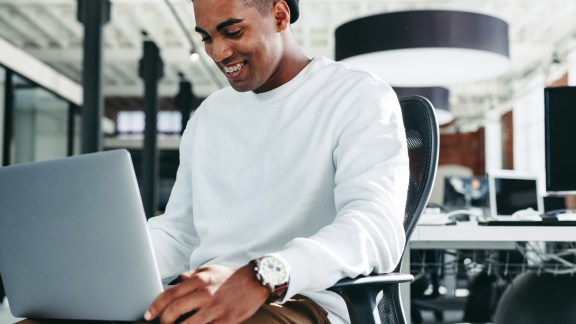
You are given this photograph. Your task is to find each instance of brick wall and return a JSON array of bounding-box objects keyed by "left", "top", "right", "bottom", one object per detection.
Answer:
[{"left": 439, "top": 129, "right": 485, "bottom": 175}]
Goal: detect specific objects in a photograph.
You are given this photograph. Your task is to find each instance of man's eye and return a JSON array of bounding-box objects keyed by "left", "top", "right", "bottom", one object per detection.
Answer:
[
  {"left": 226, "top": 30, "right": 241, "bottom": 38},
  {"left": 201, "top": 36, "right": 212, "bottom": 43}
]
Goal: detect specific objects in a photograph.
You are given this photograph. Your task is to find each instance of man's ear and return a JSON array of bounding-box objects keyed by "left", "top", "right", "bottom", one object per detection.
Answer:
[{"left": 273, "top": 0, "right": 290, "bottom": 31}]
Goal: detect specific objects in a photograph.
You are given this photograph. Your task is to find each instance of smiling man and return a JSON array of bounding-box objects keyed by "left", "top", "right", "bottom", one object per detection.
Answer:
[{"left": 145, "top": 0, "right": 409, "bottom": 323}]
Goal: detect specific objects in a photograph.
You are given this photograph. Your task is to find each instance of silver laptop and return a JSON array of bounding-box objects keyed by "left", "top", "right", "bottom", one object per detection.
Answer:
[
  {"left": 487, "top": 169, "right": 543, "bottom": 220},
  {"left": 0, "top": 149, "right": 163, "bottom": 321}
]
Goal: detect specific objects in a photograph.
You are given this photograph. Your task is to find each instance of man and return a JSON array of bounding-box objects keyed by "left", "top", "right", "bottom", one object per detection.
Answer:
[{"left": 145, "top": 0, "right": 409, "bottom": 323}]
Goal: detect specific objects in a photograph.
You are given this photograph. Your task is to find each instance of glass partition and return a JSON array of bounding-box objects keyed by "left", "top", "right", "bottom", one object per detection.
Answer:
[{"left": 10, "top": 75, "right": 70, "bottom": 164}]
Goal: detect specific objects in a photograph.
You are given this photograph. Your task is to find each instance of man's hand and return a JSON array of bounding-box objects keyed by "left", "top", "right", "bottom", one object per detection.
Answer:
[{"left": 144, "top": 264, "right": 270, "bottom": 324}]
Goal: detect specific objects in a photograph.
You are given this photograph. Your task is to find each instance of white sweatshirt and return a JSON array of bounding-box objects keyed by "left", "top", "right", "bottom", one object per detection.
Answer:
[{"left": 148, "top": 56, "right": 409, "bottom": 323}]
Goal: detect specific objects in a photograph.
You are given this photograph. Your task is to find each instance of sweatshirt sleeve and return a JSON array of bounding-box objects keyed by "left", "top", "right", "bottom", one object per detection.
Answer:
[
  {"left": 274, "top": 79, "right": 409, "bottom": 300},
  {"left": 147, "top": 118, "right": 201, "bottom": 282}
]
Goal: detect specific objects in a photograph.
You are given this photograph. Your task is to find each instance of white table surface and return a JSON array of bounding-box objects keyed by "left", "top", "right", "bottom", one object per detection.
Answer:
[{"left": 412, "top": 222, "right": 576, "bottom": 243}]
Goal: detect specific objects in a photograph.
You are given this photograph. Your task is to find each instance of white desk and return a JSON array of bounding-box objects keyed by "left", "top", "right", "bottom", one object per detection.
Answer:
[
  {"left": 411, "top": 222, "right": 576, "bottom": 245},
  {"left": 400, "top": 223, "right": 576, "bottom": 323}
]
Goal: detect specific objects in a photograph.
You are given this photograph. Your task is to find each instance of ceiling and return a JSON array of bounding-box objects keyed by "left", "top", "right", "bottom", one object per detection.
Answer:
[{"left": 1, "top": 0, "right": 576, "bottom": 128}]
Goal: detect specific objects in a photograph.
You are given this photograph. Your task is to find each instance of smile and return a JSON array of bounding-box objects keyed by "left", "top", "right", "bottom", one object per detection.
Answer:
[{"left": 223, "top": 62, "right": 244, "bottom": 74}]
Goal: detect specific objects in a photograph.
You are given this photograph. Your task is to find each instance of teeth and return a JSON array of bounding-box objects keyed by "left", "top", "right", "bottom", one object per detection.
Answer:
[{"left": 224, "top": 63, "right": 243, "bottom": 74}]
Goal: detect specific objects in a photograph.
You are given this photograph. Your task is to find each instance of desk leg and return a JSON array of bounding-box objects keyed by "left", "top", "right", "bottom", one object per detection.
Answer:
[
  {"left": 444, "top": 249, "right": 458, "bottom": 299},
  {"left": 401, "top": 248, "right": 411, "bottom": 324}
]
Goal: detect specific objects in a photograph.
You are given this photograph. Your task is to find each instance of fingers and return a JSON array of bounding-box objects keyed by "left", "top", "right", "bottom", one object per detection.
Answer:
[
  {"left": 159, "top": 292, "right": 202, "bottom": 324},
  {"left": 179, "top": 302, "right": 222, "bottom": 324},
  {"left": 145, "top": 286, "right": 182, "bottom": 321},
  {"left": 145, "top": 272, "right": 207, "bottom": 321},
  {"left": 145, "top": 265, "right": 253, "bottom": 323},
  {"left": 158, "top": 287, "right": 221, "bottom": 324}
]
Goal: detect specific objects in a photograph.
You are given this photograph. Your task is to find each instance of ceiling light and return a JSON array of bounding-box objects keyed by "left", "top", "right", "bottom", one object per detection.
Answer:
[
  {"left": 189, "top": 51, "right": 199, "bottom": 62},
  {"left": 335, "top": 10, "right": 510, "bottom": 87}
]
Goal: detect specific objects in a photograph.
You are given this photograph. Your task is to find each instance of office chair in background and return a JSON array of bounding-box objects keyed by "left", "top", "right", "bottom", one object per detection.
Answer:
[{"left": 329, "top": 95, "right": 440, "bottom": 324}]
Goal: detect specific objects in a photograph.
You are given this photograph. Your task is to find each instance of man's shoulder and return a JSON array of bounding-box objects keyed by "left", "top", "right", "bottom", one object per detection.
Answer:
[{"left": 312, "top": 56, "right": 388, "bottom": 87}]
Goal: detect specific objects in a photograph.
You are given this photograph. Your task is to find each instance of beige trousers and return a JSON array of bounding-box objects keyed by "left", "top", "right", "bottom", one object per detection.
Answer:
[{"left": 243, "top": 294, "right": 331, "bottom": 324}]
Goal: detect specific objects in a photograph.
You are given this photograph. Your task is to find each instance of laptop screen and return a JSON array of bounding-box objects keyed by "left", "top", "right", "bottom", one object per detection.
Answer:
[{"left": 488, "top": 171, "right": 542, "bottom": 218}]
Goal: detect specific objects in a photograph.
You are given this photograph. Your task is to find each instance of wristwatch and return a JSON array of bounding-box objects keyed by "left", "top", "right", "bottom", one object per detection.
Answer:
[{"left": 252, "top": 255, "right": 290, "bottom": 303}]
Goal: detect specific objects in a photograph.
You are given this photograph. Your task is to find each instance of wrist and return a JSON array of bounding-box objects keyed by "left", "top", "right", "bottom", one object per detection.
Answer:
[{"left": 240, "top": 263, "right": 270, "bottom": 302}]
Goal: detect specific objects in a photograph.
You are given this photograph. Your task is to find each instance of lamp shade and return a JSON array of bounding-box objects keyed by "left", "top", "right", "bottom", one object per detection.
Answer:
[
  {"left": 335, "top": 10, "right": 510, "bottom": 86},
  {"left": 394, "top": 87, "right": 454, "bottom": 125}
]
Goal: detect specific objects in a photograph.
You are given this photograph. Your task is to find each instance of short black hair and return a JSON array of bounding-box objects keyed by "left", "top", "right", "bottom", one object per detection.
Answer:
[
  {"left": 189, "top": 0, "right": 299, "bottom": 23},
  {"left": 244, "top": 0, "right": 273, "bottom": 16},
  {"left": 244, "top": 0, "right": 300, "bottom": 23},
  {"left": 188, "top": 0, "right": 271, "bottom": 11}
]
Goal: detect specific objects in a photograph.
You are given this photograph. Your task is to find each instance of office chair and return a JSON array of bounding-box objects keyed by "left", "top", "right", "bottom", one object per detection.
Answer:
[{"left": 328, "top": 95, "right": 440, "bottom": 324}]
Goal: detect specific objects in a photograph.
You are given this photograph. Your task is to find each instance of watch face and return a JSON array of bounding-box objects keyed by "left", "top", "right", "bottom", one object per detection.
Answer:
[{"left": 259, "top": 256, "right": 289, "bottom": 286}]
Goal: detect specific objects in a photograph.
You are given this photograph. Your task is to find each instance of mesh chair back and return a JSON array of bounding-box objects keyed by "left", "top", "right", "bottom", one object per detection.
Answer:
[
  {"left": 400, "top": 96, "right": 439, "bottom": 244},
  {"left": 381, "top": 95, "right": 440, "bottom": 321}
]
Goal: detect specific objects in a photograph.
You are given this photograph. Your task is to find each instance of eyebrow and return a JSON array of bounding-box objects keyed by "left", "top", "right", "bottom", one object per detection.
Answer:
[{"left": 195, "top": 18, "right": 244, "bottom": 34}]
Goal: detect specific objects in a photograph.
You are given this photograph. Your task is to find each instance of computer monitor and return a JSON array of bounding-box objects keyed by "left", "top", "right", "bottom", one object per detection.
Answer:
[
  {"left": 544, "top": 86, "right": 576, "bottom": 194},
  {"left": 488, "top": 170, "right": 543, "bottom": 219},
  {"left": 543, "top": 195, "right": 568, "bottom": 212},
  {"left": 443, "top": 175, "right": 489, "bottom": 210}
]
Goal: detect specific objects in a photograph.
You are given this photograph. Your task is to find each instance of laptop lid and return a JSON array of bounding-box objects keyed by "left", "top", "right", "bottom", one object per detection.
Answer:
[
  {"left": 0, "top": 149, "right": 163, "bottom": 321},
  {"left": 488, "top": 169, "right": 543, "bottom": 219}
]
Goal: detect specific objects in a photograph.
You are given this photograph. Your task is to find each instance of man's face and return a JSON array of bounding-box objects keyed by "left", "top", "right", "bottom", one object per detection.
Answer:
[{"left": 193, "top": 0, "right": 284, "bottom": 93}]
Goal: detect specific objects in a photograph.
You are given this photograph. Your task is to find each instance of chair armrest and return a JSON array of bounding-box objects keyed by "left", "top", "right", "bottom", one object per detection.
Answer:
[
  {"left": 328, "top": 273, "right": 414, "bottom": 324},
  {"left": 330, "top": 273, "right": 414, "bottom": 289}
]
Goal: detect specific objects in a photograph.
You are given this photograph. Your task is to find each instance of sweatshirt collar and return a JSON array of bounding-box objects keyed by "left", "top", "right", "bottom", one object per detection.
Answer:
[{"left": 242, "top": 57, "right": 326, "bottom": 103}]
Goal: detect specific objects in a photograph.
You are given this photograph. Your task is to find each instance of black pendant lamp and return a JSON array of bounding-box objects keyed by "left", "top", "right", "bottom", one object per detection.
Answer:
[{"left": 335, "top": 10, "right": 510, "bottom": 86}]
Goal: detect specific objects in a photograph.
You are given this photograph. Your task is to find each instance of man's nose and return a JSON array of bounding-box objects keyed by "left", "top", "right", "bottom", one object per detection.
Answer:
[{"left": 210, "top": 39, "right": 233, "bottom": 63}]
